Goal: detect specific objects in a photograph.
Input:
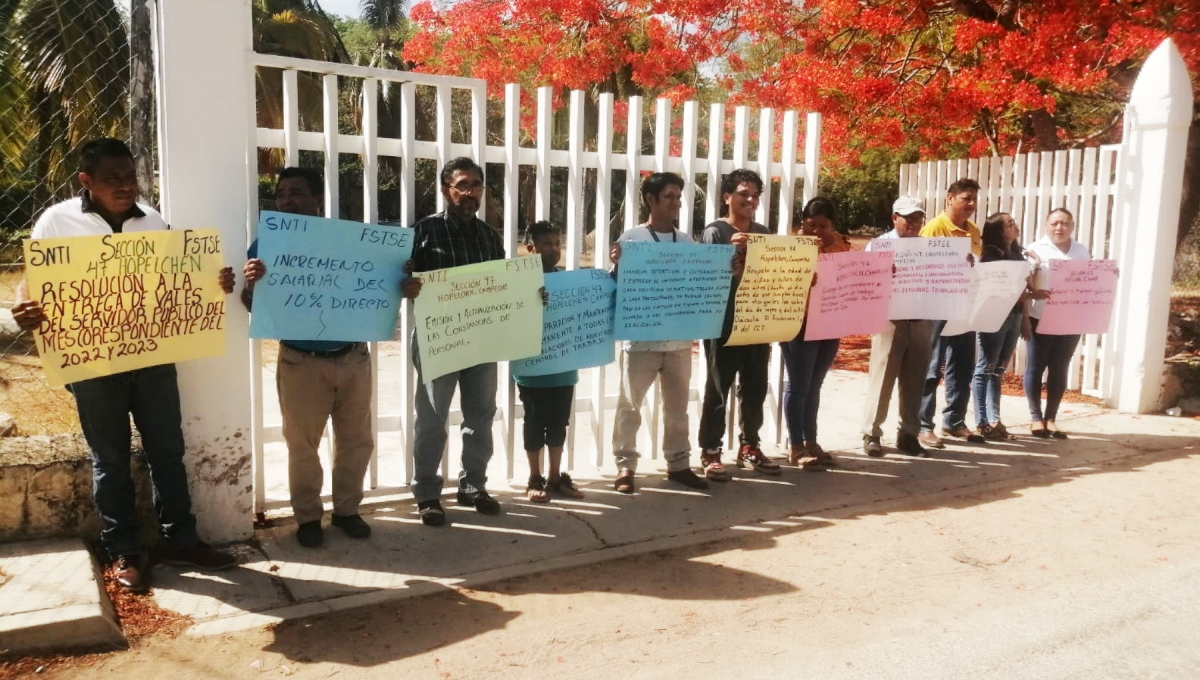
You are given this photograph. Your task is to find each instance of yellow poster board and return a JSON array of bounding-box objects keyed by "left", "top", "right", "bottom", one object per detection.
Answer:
[
  {"left": 22, "top": 229, "right": 228, "bottom": 386},
  {"left": 726, "top": 234, "right": 820, "bottom": 346},
  {"left": 414, "top": 255, "right": 545, "bottom": 381}
]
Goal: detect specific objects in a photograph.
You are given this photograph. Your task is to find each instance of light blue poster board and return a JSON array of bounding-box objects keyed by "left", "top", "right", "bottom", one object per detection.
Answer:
[
  {"left": 614, "top": 242, "right": 734, "bottom": 341},
  {"left": 249, "top": 211, "right": 414, "bottom": 341},
  {"left": 511, "top": 268, "right": 617, "bottom": 376}
]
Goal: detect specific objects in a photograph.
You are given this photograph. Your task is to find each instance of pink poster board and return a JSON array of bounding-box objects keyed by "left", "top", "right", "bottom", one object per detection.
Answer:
[
  {"left": 804, "top": 251, "right": 894, "bottom": 341},
  {"left": 1036, "top": 259, "right": 1118, "bottom": 335}
]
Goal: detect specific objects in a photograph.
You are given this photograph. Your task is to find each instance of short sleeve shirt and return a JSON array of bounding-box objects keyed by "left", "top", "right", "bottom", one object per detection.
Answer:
[
  {"left": 920, "top": 212, "right": 982, "bottom": 256},
  {"left": 617, "top": 226, "right": 695, "bottom": 353},
  {"left": 1025, "top": 237, "right": 1091, "bottom": 319}
]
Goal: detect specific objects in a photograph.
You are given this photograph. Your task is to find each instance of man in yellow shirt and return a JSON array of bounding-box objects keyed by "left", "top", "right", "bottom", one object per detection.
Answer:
[{"left": 917, "top": 179, "right": 985, "bottom": 448}]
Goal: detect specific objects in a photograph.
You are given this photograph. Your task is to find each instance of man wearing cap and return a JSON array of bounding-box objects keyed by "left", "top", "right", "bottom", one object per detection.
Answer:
[{"left": 861, "top": 197, "right": 933, "bottom": 457}]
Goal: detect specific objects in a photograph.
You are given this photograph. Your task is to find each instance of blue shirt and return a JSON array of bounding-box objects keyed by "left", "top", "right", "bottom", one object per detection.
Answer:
[{"left": 248, "top": 238, "right": 349, "bottom": 352}]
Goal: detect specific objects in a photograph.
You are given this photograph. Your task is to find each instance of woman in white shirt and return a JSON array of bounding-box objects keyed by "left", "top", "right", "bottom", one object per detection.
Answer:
[{"left": 1023, "top": 208, "right": 1090, "bottom": 439}]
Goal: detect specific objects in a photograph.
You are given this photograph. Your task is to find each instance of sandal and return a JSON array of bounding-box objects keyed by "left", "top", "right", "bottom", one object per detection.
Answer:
[
  {"left": 550, "top": 473, "right": 584, "bottom": 498},
  {"left": 979, "top": 424, "right": 1007, "bottom": 442},
  {"left": 805, "top": 441, "right": 837, "bottom": 467},
  {"left": 993, "top": 422, "right": 1013, "bottom": 440},
  {"left": 614, "top": 469, "right": 635, "bottom": 494},
  {"left": 787, "top": 445, "right": 805, "bottom": 467},
  {"left": 526, "top": 474, "right": 550, "bottom": 503}
]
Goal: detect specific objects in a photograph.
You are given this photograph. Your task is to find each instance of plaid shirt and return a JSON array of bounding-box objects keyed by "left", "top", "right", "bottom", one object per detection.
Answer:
[{"left": 410, "top": 211, "right": 506, "bottom": 272}]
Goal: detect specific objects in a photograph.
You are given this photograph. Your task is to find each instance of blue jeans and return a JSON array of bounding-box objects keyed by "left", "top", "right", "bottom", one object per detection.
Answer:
[
  {"left": 972, "top": 311, "right": 1022, "bottom": 426},
  {"left": 920, "top": 321, "right": 976, "bottom": 432},
  {"left": 67, "top": 364, "right": 199, "bottom": 559},
  {"left": 1023, "top": 319, "right": 1081, "bottom": 423},
  {"left": 412, "top": 340, "right": 497, "bottom": 503},
  {"left": 780, "top": 338, "right": 839, "bottom": 445}
]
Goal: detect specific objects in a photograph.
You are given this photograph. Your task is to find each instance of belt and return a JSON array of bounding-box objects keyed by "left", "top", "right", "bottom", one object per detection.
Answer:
[{"left": 282, "top": 342, "right": 362, "bottom": 359}]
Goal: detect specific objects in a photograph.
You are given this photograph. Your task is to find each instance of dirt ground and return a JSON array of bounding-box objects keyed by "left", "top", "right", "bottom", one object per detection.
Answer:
[{"left": 10, "top": 444, "right": 1199, "bottom": 679}]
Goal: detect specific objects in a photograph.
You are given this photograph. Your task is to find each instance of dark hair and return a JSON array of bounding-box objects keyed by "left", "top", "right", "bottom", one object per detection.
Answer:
[
  {"left": 440, "top": 157, "right": 484, "bottom": 187},
  {"left": 79, "top": 138, "right": 133, "bottom": 174},
  {"left": 947, "top": 178, "right": 980, "bottom": 195},
  {"left": 1048, "top": 207, "right": 1074, "bottom": 221},
  {"left": 800, "top": 196, "right": 837, "bottom": 224},
  {"left": 981, "top": 212, "right": 1021, "bottom": 256},
  {"left": 718, "top": 169, "right": 763, "bottom": 217},
  {"left": 276, "top": 167, "right": 322, "bottom": 197},
  {"left": 526, "top": 220, "right": 560, "bottom": 244},
  {"left": 640, "top": 172, "right": 684, "bottom": 207}
]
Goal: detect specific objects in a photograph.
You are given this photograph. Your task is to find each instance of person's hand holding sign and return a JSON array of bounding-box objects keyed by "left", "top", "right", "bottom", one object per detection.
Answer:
[
  {"left": 243, "top": 258, "right": 265, "bottom": 283},
  {"left": 11, "top": 299, "right": 45, "bottom": 333},
  {"left": 218, "top": 266, "right": 236, "bottom": 294},
  {"left": 400, "top": 259, "right": 422, "bottom": 299}
]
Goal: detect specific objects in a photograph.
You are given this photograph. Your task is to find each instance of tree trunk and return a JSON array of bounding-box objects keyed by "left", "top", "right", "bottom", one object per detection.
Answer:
[
  {"left": 1177, "top": 112, "right": 1199, "bottom": 249},
  {"left": 1029, "top": 109, "right": 1059, "bottom": 152},
  {"left": 129, "top": 0, "right": 156, "bottom": 204}
]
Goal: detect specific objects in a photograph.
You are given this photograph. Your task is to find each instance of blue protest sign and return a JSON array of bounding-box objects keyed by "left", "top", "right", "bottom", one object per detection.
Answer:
[
  {"left": 248, "top": 211, "right": 414, "bottom": 341},
  {"left": 613, "top": 242, "right": 734, "bottom": 341},
  {"left": 511, "top": 268, "right": 616, "bottom": 377}
]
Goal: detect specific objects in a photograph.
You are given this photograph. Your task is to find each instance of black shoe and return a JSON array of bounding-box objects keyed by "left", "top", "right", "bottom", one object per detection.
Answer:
[
  {"left": 863, "top": 435, "right": 883, "bottom": 457},
  {"left": 896, "top": 433, "right": 929, "bottom": 457},
  {"left": 331, "top": 514, "right": 371, "bottom": 539},
  {"left": 417, "top": 499, "right": 446, "bottom": 526},
  {"left": 159, "top": 541, "right": 237, "bottom": 571},
  {"left": 666, "top": 468, "right": 709, "bottom": 490},
  {"left": 113, "top": 554, "right": 148, "bottom": 594},
  {"left": 457, "top": 489, "right": 502, "bottom": 515},
  {"left": 296, "top": 520, "right": 324, "bottom": 547}
]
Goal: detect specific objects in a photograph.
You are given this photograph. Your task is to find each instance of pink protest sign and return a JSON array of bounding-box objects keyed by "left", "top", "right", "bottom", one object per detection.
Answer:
[
  {"left": 804, "top": 251, "right": 894, "bottom": 341},
  {"left": 1036, "top": 259, "right": 1119, "bottom": 335}
]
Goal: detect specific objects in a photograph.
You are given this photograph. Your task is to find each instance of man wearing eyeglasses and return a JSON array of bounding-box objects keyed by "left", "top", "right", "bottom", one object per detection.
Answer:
[{"left": 400, "top": 157, "right": 506, "bottom": 527}]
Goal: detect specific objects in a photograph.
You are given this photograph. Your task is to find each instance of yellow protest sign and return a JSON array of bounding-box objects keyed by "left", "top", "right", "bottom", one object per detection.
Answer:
[
  {"left": 22, "top": 229, "right": 228, "bottom": 386},
  {"left": 414, "top": 254, "right": 545, "bottom": 381},
  {"left": 726, "top": 234, "right": 820, "bottom": 346}
]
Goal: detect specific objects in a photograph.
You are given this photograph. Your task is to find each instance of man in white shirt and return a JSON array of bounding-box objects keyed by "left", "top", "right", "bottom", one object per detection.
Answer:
[
  {"left": 12, "top": 138, "right": 237, "bottom": 593},
  {"left": 861, "top": 196, "right": 933, "bottom": 457},
  {"left": 608, "top": 173, "right": 710, "bottom": 493}
]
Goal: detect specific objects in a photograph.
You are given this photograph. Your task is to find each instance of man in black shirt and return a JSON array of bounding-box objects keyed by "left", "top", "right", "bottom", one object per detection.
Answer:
[{"left": 697, "top": 169, "right": 782, "bottom": 480}]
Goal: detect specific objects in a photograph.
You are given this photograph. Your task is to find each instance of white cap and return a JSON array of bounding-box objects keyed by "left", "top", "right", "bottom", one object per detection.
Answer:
[{"left": 892, "top": 196, "right": 924, "bottom": 216}]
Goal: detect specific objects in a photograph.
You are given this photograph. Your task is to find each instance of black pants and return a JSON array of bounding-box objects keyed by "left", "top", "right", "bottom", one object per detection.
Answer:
[
  {"left": 1023, "top": 318, "right": 1081, "bottom": 422},
  {"left": 518, "top": 384, "right": 574, "bottom": 450},
  {"left": 697, "top": 339, "right": 769, "bottom": 450}
]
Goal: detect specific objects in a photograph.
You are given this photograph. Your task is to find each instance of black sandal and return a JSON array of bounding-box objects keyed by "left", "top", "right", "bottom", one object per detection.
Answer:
[{"left": 526, "top": 474, "right": 550, "bottom": 503}]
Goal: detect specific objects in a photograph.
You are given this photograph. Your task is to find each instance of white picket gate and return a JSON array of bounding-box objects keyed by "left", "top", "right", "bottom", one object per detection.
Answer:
[{"left": 247, "top": 54, "right": 822, "bottom": 514}]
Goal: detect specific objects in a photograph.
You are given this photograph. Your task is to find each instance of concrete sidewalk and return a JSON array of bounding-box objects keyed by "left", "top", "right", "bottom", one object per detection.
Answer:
[{"left": 145, "top": 369, "right": 1200, "bottom": 637}]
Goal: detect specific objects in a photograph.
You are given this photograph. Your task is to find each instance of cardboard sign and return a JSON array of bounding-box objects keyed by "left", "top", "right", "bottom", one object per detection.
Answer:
[
  {"left": 613, "top": 242, "right": 734, "bottom": 341},
  {"left": 414, "top": 255, "right": 545, "bottom": 381},
  {"left": 511, "top": 268, "right": 617, "bottom": 377},
  {"left": 869, "top": 237, "right": 971, "bottom": 320},
  {"left": 725, "top": 234, "right": 820, "bottom": 346},
  {"left": 804, "top": 250, "right": 894, "bottom": 341},
  {"left": 249, "top": 211, "right": 414, "bottom": 341},
  {"left": 942, "top": 260, "right": 1031, "bottom": 336},
  {"left": 1036, "top": 259, "right": 1118, "bottom": 335},
  {"left": 23, "top": 229, "right": 227, "bottom": 386}
]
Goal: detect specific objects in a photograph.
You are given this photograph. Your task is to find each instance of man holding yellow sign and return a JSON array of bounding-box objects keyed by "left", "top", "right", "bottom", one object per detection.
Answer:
[{"left": 12, "top": 139, "right": 237, "bottom": 592}]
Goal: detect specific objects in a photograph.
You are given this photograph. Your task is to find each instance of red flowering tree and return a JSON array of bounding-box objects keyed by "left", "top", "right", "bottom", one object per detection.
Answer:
[{"left": 403, "top": 0, "right": 1200, "bottom": 235}]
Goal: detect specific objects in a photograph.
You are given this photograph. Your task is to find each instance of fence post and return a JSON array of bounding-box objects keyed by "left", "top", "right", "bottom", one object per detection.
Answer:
[
  {"left": 154, "top": 0, "right": 254, "bottom": 543},
  {"left": 1112, "top": 39, "right": 1193, "bottom": 413}
]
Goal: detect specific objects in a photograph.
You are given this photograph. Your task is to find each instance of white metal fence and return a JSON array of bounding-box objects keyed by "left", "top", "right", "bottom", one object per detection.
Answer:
[
  {"left": 899, "top": 147, "right": 1123, "bottom": 397},
  {"left": 249, "top": 54, "right": 821, "bottom": 514}
]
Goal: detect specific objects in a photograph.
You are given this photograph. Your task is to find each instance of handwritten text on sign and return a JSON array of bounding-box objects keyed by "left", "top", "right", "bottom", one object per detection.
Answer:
[
  {"left": 511, "top": 269, "right": 616, "bottom": 377},
  {"left": 942, "top": 261, "right": 1031, "bottom": 336},
  {"left": 804, "top": 251, "right": 894, "bottom": 341},
  {"left": 613, "top": 242, "right": 734, "bottom": 341},
  {"left": 869, "top": 237, "right": 971, "bottom": 320},
  {"left": 415, "top": 255, "right": 545, "bottom": 381},
  {"left": 23, "top": 229, "right": 226, "bottom": 386},
  {"left": 249, "top": 211, "right": 414, "bottom": 341},
  {"left": 726, "top": 234, "right": 819, "bottom": 346},
  {"left": 1036, "top": 259, "right": 1118, "bottom": 335}
]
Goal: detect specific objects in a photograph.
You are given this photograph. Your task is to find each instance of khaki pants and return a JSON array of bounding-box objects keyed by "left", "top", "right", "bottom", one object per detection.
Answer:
[
  {"left": 612, "top": 348, "right": 692, "bottom": 472},
  {"left": 861, "top": 320, "right": 934, "bottom": 439},
  {"left": 277, "top": 343, "right": 374, "bottom": 524}
]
